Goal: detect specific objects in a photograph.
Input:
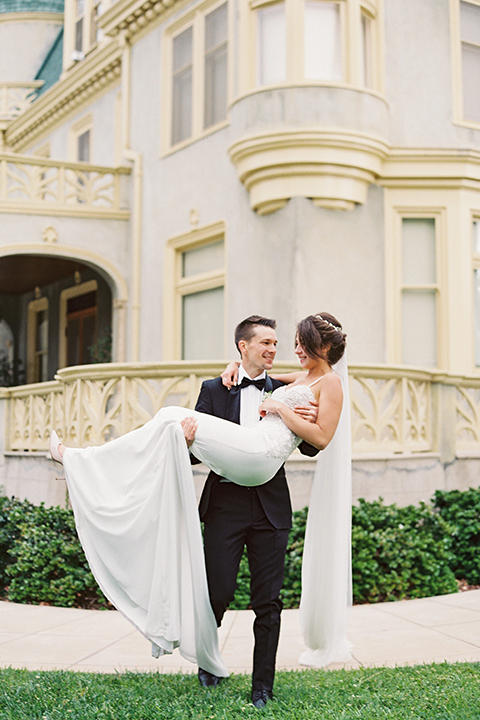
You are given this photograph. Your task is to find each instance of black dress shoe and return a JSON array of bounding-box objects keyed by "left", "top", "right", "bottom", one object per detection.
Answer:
[
  {"left": 251, "top": 689, "right": 273, "bottom": 709},
  {"left": 198, "top": 668, "right": 221, "bottom": 687}
]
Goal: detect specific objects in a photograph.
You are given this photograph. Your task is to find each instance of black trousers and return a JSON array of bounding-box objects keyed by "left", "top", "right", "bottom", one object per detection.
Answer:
[{"left": 203, "top": 481, "right": 290, "bottom": 693}]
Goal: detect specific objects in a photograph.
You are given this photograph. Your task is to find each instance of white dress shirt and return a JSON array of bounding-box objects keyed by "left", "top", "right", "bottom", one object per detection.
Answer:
[{"left": 238, "top": 366, "right": 266, "bottom": 427}]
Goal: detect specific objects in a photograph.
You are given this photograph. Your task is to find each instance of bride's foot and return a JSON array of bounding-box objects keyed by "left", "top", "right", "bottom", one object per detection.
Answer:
[{"left": 49, "top": 431, "right": 65, "bottom": 464}]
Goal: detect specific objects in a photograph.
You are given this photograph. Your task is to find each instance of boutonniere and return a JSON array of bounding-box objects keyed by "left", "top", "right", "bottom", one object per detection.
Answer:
[{"left": 262, "top": 391, "right": 273, "bottom": 401}]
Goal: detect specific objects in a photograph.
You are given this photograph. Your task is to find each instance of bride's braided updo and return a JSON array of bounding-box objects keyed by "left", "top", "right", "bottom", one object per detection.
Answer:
[{"left": 296, "top": 313, "right": 346, "bottom": 366}]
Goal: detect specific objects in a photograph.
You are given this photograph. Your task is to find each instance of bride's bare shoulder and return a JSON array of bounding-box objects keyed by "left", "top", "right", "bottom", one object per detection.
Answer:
[{"left": 270, "top": 371, "right": 306, "bottom": 384}]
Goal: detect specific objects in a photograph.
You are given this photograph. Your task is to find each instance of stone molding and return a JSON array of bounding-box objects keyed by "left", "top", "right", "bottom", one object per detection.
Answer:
[
  {"left": 98, "top": 0, "right": 178, "bottom": 40},
  {"left": 381, "top": 148, "right": 480, "bottom": 189},
  {"left": 229, "top": 129, "right": 390, "bottom": 214},
  {"left": 5, "top": 40, "right": 122, "bottom": 151}
]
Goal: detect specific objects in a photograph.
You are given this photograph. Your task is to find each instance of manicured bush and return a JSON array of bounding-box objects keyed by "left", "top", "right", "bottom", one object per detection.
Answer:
[
  {"left": 0, "top": 497, "right": 107, "bottom": 608},
  {"left": 1, "top": 488, "right": 479, "bottom": 611},
  {"left": 233, "top": 498, "right": 460, "bottom": 609},
  {"left": 351, "top": 499, "right": 457, "bottom": 603},
  {"left": 433, "top": 487, "right": 480, "bottom": 585}
]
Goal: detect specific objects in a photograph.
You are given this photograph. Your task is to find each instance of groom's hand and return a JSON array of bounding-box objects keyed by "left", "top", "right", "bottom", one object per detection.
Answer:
[
  {"left": 181, "top": 417, "right": 197, "bottom": 447},
  {"left": 293, "top": 400, "right": 319, "bottom": 424}
]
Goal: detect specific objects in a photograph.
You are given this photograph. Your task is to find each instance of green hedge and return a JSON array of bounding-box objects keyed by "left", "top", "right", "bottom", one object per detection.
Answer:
[
  {"left": 0, "top": 489, "right": 479, "bottom": 610},
  {"left": 0, "top": 497, "right": 107, "bottom": 608}
]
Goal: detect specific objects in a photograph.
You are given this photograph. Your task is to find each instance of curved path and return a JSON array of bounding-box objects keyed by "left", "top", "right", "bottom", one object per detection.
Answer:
[{"left": 0, "top": 591, "right": 479, "bottom": 674}]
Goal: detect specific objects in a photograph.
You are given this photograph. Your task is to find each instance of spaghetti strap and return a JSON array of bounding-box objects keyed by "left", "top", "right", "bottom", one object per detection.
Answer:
[{"left": 308, "top": 376, "right": 324, "bottom": 389}]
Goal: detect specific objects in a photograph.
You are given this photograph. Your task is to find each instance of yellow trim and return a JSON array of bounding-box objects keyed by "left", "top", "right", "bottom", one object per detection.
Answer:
[
  {"left": 229, "top": 80, "right": 388, "bottom": 106},
  {"left": 26, "top": 296, "right": 49, "bottom": 385},
  {"left": 0, "top": 12, "right": 63, "bottom": 24},
  {"left": 163, "top": 221, "right": 226, "bottom": 359},
  {"left": 33, "top": 141, "right": 51, "bottom": 158},
  {"left": 0, "top": 243, "right": 128, "bottom": 363},
  {"left": 229, "top": 127, "right": 389, "bottom": 213}
]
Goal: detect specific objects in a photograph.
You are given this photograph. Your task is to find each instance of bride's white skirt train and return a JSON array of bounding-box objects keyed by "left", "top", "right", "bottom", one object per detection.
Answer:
[{"left": 64, "top": 409, "right": 230, "bottom": 677}]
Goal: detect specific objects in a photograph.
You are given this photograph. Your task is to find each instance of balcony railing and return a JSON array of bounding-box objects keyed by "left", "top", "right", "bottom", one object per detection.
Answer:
[
  {"left": 2, "top": 362, "right": 480, "bottom": 459},
  {"left": 0, "top": 82, "right": 44, "bottom": 122},
  {"left": 0, "top": 154, "right": 130, "bottom": 218}
]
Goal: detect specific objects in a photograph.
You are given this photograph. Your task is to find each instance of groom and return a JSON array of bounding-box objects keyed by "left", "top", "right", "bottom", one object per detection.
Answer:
[{"left": 182, "top": 316, "right": 318, "bottom": 709}]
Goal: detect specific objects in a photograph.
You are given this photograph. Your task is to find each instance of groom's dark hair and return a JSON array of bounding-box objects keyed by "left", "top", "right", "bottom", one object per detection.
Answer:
[{"left": 234, "top": 315, "right": 277, "bottom": 351}]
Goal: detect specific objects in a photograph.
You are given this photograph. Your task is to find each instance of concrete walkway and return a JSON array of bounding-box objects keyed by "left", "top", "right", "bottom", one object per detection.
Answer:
[{"left": 0, "top": 590, "right": 479, "bottom": 674}]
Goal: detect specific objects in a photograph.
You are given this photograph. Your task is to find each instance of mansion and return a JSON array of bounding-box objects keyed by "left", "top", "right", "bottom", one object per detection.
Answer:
[{"left": 0, "top": 0, "right": 480, "bottom": 507}]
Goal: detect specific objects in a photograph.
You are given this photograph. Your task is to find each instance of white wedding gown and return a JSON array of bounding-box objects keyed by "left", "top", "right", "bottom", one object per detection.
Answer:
[{"left": 63, "top": 372, "right": 352, "bottom": 677}]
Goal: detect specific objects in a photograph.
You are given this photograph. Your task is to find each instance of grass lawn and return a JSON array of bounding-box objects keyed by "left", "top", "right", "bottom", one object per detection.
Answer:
[{"left": 0, "top": 663, "right": 479, "bottom": 719}]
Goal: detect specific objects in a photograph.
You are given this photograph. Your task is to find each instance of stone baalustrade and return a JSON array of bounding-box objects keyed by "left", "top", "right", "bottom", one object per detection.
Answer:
[{"left": 1, "top": 362, "right": 479, "bottom": 509}]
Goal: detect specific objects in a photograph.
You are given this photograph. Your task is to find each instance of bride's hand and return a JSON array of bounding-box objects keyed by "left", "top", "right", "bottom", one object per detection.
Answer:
[
  {"left": 221, "top": 361, "right": 240, "bottom": 388},
  {"left": 258, "top": 398, "right": 283, "bottom": 417}
]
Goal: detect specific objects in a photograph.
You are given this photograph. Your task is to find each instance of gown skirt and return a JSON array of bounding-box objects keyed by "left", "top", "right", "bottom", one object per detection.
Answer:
[
  {"left": 63, "top": 406, "right": 287, "bottom": 678},
  {"left": 63, "top": 367, "right": 352, "bottom": 675}
]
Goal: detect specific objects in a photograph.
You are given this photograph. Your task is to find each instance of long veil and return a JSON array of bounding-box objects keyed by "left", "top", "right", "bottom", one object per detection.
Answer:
[{"left": 299, "top": 353, "right": 353, "bottom": 667}]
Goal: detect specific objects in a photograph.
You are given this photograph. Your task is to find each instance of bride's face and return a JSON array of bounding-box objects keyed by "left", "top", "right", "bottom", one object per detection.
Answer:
[{"left": 295, "top": 338, "right": 321, "bottom": 369}]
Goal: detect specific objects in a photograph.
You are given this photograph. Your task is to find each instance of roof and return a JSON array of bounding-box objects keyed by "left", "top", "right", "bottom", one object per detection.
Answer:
[
  {"left": 35, "top": 26, "right": 63, "bottom": 96},
  {"left": 0, "top": 1, "right": 64, "bottom": 12}
]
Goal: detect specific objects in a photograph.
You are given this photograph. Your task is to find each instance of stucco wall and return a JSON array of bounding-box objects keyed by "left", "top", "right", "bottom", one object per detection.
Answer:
[{"left": 0, "top": 17, "right": 62, "bottom": 82}]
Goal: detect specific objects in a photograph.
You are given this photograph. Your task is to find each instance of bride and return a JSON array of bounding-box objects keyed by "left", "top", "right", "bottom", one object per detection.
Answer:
[{"left": 50, "top": 312, "right": 352, "bottom": 677}]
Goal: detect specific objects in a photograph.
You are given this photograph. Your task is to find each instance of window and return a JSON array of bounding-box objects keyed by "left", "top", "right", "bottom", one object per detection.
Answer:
[
  {"left": 168, "top": 1, "right": 229, "bottom": 148},
  {"left": 204, "top": 2, "right": 228, "bottom": 128},
  {"left": 66, "top": 0, "right": 107, "bottom": 66},
  {"left": 473, "top": 220, "right": 480, "bottom": 365},
  {"left": 77, "top": 129, "right": 91, "bottom": 162},
  {"left": 69, "top": 114, "right": 93, "bottom": 162},
  {"left": 59, "top": 280, "right": 98, "bottom": 368},
  {"left": 75, "top": 0, "right": 85, "bottom": 53},
  {"left": 27, "top": 297, "right": 49, "bottom": 383},
  {"left": 251, "top": 0, "right": 378, "bottom": 89},
  {"left": 304, "top": 1, "right": 342, "bottom": 81},
  {"left": 165, "top": 223, "right": 225, "bottom": 359},
  {"left": 66, "top": 291, "right": 97, "bottom": 366},
  {"left": 172, "top": 27, "right": 194, "bottom": 146},
  {"left": 180, "top": 240, "right": 224, "bottom": 359},
  {"left": 460, "top": 1, "right": 480, "bottom": 123},
  {"left": 400, "top": 218, "right": 438, "bottom": 367},
  {"left": 257, "top": 3, "right": 286, "bottom": 85},
  {"left": 360, "top": 9, "right": 374, "bottom": 89}
]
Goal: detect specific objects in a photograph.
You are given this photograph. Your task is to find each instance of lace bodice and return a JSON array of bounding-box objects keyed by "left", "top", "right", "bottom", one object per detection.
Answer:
[{"left": 259, "top": 384, "right": 316, "bottom": 459}]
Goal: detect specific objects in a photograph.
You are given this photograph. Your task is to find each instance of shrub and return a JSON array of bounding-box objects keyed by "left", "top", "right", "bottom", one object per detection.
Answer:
[
  {"left": 233, "top": 499, "right": 459, "bottom": 610},
  {"left": 351, "top": 499, "right": 457, "bottom": 603},
  {"left": 0, "top": 497, "right": 107, "bottom": 608},
  {"left": 433, "top": 487, "right": 480, "bottom": 585}
]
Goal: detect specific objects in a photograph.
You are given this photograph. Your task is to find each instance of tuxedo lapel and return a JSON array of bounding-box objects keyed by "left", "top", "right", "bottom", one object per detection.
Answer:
[
  {"left": 264, "top": 374, "right": 274, "bottom": 394},
  {"left": 225, "top": 385, "right": 241, "bottom": 424}
]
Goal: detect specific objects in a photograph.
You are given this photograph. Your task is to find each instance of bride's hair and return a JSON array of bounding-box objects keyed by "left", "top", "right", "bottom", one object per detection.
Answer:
[{"left": 296, "top": 313, "right": 346, "bottom": 366}]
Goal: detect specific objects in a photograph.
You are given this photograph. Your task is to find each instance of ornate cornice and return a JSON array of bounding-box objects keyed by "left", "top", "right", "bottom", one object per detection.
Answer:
[
  {"left": 99, "top": 0, "right": 179, "bottom": 40},
  {"left": 0, "top": 12, "right": 63, "bottom": 23},
  {"left": 229, "top": 129, "right": 390, "bottom": 214},
  {"left": 381, "top": 148, "right": 480, "bottom": 189},
  {"left": 5, "top": 40, "right": 122, "bottom": 152}
]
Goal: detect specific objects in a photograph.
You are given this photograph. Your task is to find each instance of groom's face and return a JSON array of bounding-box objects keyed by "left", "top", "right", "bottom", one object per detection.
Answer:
[{"left": 241, "top": 326, "right": 278, "bottom": 374}]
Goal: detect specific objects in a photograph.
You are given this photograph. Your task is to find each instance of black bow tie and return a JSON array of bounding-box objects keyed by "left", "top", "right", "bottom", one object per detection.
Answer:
[{"left": 239, "top": 377, "right": 266, "bottom": 391}]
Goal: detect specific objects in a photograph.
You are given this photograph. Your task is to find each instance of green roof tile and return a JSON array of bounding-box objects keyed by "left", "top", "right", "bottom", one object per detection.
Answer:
[
  {"left": 0, "top": 1, "right": 64, "bottom": 13},
  {"left": 35, "top": 26, "right": 63, "bottom": 96}
]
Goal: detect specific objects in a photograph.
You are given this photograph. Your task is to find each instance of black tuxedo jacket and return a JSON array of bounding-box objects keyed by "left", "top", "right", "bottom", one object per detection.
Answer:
[{"left": 194, "top": 374, "right": 319, "bottom": 530}]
